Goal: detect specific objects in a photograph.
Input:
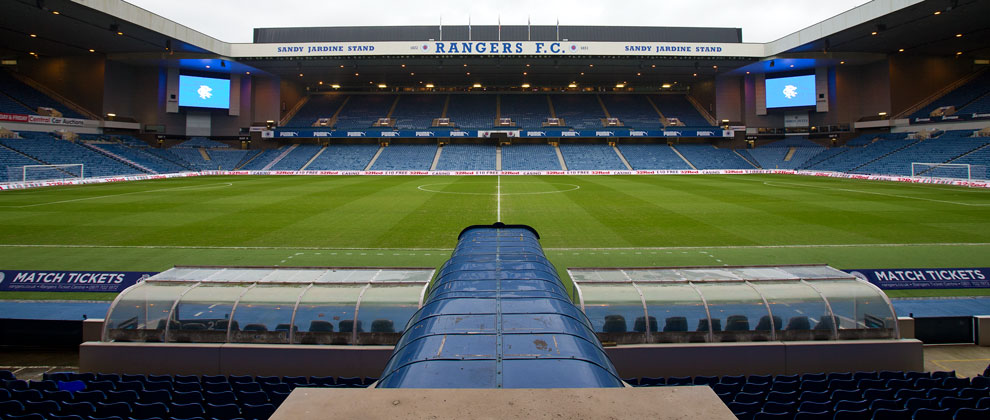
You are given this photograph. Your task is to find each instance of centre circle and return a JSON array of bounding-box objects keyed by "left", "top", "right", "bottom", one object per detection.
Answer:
[{"left": 417, "top": 182, "right": 580, "bottom": 196}]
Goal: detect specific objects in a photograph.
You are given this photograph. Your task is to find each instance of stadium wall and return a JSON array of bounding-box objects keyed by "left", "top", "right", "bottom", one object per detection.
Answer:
[
  {"left": 833, "top": 61, "right": 892, "bottom": 123},
  {"left": 690, "top": 78, "right": 717, "bottom": 118},
  {"left": 279, "top": 79, "right": 307, "bottom": 121},
  {"left": 13, "top": 56, "right": 106, "bottom": 117},
  {"left": 252, "top": 75, "right": 281, "bottom": 126},
  {"left": 888, "top": 55, "right": 977, "bottom": 116}
]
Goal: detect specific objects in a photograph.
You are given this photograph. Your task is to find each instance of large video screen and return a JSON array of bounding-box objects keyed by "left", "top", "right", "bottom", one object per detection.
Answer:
[
  {"left": 765, "top": 75, "right": 816, "bottom": 108},
  {"left": 179, "top": 75, "right": 230, "bottom": 109}
]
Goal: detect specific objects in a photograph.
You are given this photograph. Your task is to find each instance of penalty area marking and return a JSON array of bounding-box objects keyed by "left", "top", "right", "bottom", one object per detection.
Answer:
[
  {"left": 417, "top": 181, "right": 580, "bottom": 196},
  {"left": 0, "top": 182, "right": 235, "bottom": 208},
  {"left": 753, "top": 179, "right": 990, "bottom": 207}
]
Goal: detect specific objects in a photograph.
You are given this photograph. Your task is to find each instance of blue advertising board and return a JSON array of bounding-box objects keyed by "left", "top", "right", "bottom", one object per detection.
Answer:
[
  {"left": 0, "top": 270, "right": 157, "bottom": 293},
  {"left": 846, "top": 267, "right": 990, "bottom": 290}
]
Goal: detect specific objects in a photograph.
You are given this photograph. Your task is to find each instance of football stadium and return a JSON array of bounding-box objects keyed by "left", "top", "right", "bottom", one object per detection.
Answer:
[{"left": 1, "top": 0, "right": 990, "bottom": 418}]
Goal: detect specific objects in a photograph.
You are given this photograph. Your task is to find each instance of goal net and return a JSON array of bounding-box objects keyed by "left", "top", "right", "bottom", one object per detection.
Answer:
[
  {"left": 6, "top": 164, "right": 84, "bottom": 182},
  {"left": 911, "top": 162, "right": 987, "bottom": 182}
]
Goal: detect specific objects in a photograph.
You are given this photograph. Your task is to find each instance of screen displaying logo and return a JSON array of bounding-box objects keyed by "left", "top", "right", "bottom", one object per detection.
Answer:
[
  {"left": 179, "top": 75, "right": 230, "bottom": 109},
  {"left": 766, "top": 75, "right": 816, "bottom": 108}
]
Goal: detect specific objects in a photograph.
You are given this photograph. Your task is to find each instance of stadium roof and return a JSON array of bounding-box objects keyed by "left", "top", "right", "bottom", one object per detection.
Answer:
[{"left": 2, "top": 0, "right": 988, "bottom": 89}]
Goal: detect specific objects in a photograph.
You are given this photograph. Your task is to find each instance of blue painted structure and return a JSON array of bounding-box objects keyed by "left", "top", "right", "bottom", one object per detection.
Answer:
[{"left": 377, "top": 223, "right": 624, "bottom": 388}]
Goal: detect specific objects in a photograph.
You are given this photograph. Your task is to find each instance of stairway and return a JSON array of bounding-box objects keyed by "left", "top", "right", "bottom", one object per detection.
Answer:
[
  {"left": 554, "top": 144, "right": 567, "bottom": 170},
  {"left": 365, "top": 145, "right": 384, "bottom": 170},
  {"left": 261, "top": 144, "right": 299, "bottom": 170},
  {"left": 301, "top": 146, "right": 327, "bottom": 170},
  {"left": 81, "top": 142, "right": 156, "bottom": 174},
  {"left": 430, "top": 144, "right": 443, "bottom": 171},
  {"left": 613, "top": 145, "right": 633, "bottom": 170},
  {"left": 669, "top": 145, "right": 697, "bottom": 170}
]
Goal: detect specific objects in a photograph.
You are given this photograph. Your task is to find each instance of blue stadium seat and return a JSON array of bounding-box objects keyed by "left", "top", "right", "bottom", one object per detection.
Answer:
[
  {"left": 10, "top": 389, "right": 42, "bottom": 401},
  {"left": 169, "top": 402, "right": 206, "bottom": 418},
  {"left": 796, "top": 401, "right": 831, "bottom": 414},
  {"left": 241, "top": 402, "right": 276, "bottom": 420},
  {"left": 903, "top": 397, "right": 937, "bottom": 411},
  {"left": 832, "top": 408, "right": 870, "bottom": 420},
  {"left": 0, "top": 400, "right": 26, "bottom": 416},
  {"left": 831, "top": 389, "right": 862, "bottom": 402},
  {"left": 771, "top": 381, "right": 799, "bottom": 393},
  {"left": 639, "top": 377, "right": 664, "bottom": 387},
  {"left": 171, "top": 390, "right": 204, "bottom": 405},
  {"left": 85, "top": 381, "right": 115, "bottom": 392},
  {"left": 261, "top": 382, "right": 290, "bottom": 394},
  {"left": 95, "top": 401, "right": 132, "bottom": 417},
  {"left": 859, "top": 379, "right": 886, "bottom": 390},
  {"left": 105, "top": 390, "right": 137, "bottom": 404},
  {"left": 0, "top": 371, "right": 16, "bottom": 381},
  {"left": 863, "top": 390, "right": 897, "bottom": 403},
  {"left": 878, "top": 371, "right": 905, "bottom": 381},
  {"left": 57, "top": 380, "right": 85, "bottom": 393},
  {"left": 203, "top": 382, "right": 233, "bottom": 393},
  {"left": 912, "top": 407, "right": 951, "bottom": 419},
  {"left": 957, "top": 388, "right": 989, "bottom": 399},
  {"left": 235, "top": 390, "right": 268, "bottom": 405},
  {"left": 693, "top": 376, "right": 718, "bottom": 386},
  {"left": 871, "top": 407, "right": 911, "bottom": 420},
  {"left": 41, "top": 389, "right": 73, "bottom": 402},
  {"left": 853, "top": 371, "right": 879, "bottom": 381},
  {"left": 798, "top": 391, "right": 830, "bottom": 404},
  {"left": 231, "top": 382, "right": 262, "bottom": 393},
  {"left": 281, "top": 376, "right": 308, "bottom": 387},
  {"left": 113, "top": 381, "right": 143, "bottom": 392},
  {"left": 269, "top": 390, "right": 291, "bottom": 407},
  {"left": 720, "top": 375, "right": 747, "bottom": 385},
  {"left": 173, "top": 382, "right": 202, "bottom": 393},
  {"left": 928, "top": 388, "right": 958, "bottom": 399},
  {"left": 931, "top": 371, "right": 956, "bottom": 380},
  {"left": 753, "top": 412, "right": 790, "bottom": 419},
  {"left": 793, "top": 411, "right": 831, "bottom": 420},
  {"left": 830, "top": 379, "right": 859, "bottom": 391},
  {"left": 132, "top": 401, "right": 169, "bottom": 419},
  {"left": 49, "top": 415, "right": 84, "bottom": 420},
  {"left": 335, "top": 377, "right": 363, "bottom": 387},
  {"left": 765, "top": 391, "right": 798, "bottom": 404},
  {"left": 733, "top": 392, "right": 765, "bottom": 404},
  {"left": 667, "top": 376, "right": 693, "bottom": 386},
  {"left": 173, "top": 375, "right": 199, "bottom": 384},
  {"left": 4, "top": 380, "right": 28, "bottom": 390},
  {"left": 748, "top": 375, "right": 773, "bottom": 385},
  {"left": 834, "top": 400, "right": 870, "bottom": 412},
  {"left": 94, "top": 374, "right": 120, "bottom": 383},
  {"left": 254, "top": 376, "right": 279, "bottom": 385},
  {"left": 205, "top": 402, "right": 240, "bottom": 419},
  {"left": 761, "top": 401, "right": 798, "bottom": 414},
  {"left": 308, "top": 376, "right": 335, "bottom": 387},
  {"left": 741, "top": 383, "right": 771, "bottom": 394},
  {"left": 201, "top": 375, "right": 228, "bottom": 384},
  {"left": 60, "top": 401, "right": 96, "bottom": 417},
  {"left": 204, "top": 390, "right": 237, "bottom": 406},
  {"left": 894, "top": 388, "right": 927, "bottom": 400},
  {"left": 728, "top": 401, "right": 761, "bottom": 414},
  {"left": 800, "top": 380, "right": 828, "bottom": 393},
  {"left": 954, "top": 407, "right": 990, "bottom": 420},
  {"left": 712, "top": 383, "right": 741, "bottom": 394},
  {"left": 5, "top": 413, "right": 45, "bottom": 420},
  {"left": 939, "top": 397, "right": 977, "bottom": 410}
]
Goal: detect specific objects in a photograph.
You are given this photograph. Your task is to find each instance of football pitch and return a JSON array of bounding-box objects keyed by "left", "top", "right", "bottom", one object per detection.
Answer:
[{"left": 1, "top": 174, "right": 989, "bottom": 300}]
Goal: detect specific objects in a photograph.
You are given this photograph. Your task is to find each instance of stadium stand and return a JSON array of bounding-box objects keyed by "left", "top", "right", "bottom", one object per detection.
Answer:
[
  {"left": 303, "top": 144, "right": 380, "bottom": 170},
  {"left": 369, "top": 144, "right": 437, "bottom": 170},
  {"left": 435, "top": 143, "right": 496, "bottom": 170},
  {"left": 377, "top": 224, "right": 625, "bottom": 388},
  {"left": 855, "top": 131, "right": 990, "bottom": 176},
  {"left": 651, "top": 95, "right": 714, "bottom": 128},
  {"left": 744, "top": 138, "right": 826, "bottom": 170},
  {"left": 0, "top": 143, "right": 45, "bottom": 182},
  {"left": 559, "top": 142, "right": 627, "bottom": 170},
  {"left": 167, "top": 148, "right": 216, "bottom": 171},
  {"left": 91, "top": 143, "right": 190, "bottom": 173},
  {"left": 618, "top": 143, "right": 692, "bottom": 170},
  {"left": 500, "top": 143, "right": 562, "bottom": 170},
  {"left": 270, "top": 145, "right": 322, "bottom": 170},
  {"left": 390, "top": 95, "right": 446, "bottom": 129},
  {"left": 237, "top": 148, "right": 287, "bottom": 171},
  {"left": 550, "top": 94, "right": 605, "bottom": 129},
  {"left": 626, "top": 370, "right": 990, "bottom": 420},
  {"left": 284, "top": 94, "right": 349, "bottom": 127},
  {"left": 675, "top": 144, "right": 753, "bottom": 169},
  {"left": 173, "top": 137, "right": 230, "bottom": 148},
  {"left": 599, "top": 95, "right": 664, "bottom": 130},
  {"left": 444, "top": 94, "right": 497, "bottom": 129},
  {"left": 911, "top": 71, "right": 990, "bottom": 120},
  {"left": 0, "top": 71, "right": 85, "bottom": 119},
  {"left": 499, "top": 94, "right": 551, "bottom": 128},
  {"left": 333, "top": 95, "right": 396, "bottom": 129},
  {"left": 207, "top": 149, "right": 255, "bottom": 171},
  {"left": 806, "top": 138, "right": 920, "bottom": 173},
  {"left": 0, "top": 135, "right": 142, "bottom": 178}
]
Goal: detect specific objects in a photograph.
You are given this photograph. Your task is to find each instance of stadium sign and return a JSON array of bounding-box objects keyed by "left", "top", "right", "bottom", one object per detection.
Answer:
[
  {"left": 0, "top": 112, "right": 97, "bottom": 128},
  {"left": 274, "top": 129, "right": 733, "bottom": 138},
  {"left": 846, "top": 268, "right": 990, "bottom": 290},
  {"left": 230, "top": 41, "right": 765, "bottom": 58},
  {"left": 0, "top": 270, "right": 157, "bottom": 292}
]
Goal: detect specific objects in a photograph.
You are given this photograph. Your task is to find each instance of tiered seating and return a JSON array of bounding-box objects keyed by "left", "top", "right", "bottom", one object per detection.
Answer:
[
  {"left": 270, "top": 145, "right": 321, "bottom": 170},
  {"left": 304, "top": 144, "right": 379, "bottom": 170},
  {"left": 333, "top": 95, "right": 396, "bottom": 129},
  {"left": 207, "top": 150, "right": 254, "bottom": 171},
  {"left": 239, "top": 149, "right": 287, "bottom": 171},
  {"left": 857, "top": 132, "right": 990, "bottom": 176},
  {"left": 0, "top": 71, "right": 85, "bottom": 119},
  {"left": 174, "top": 138, "right": 229, "bottom": 148},
  {"left": 0, "top": 92, "right": 32, "bottom": 114},
  {"left": 0, "top": 136, "right": 141, "bottom": 178},
  {"left": 0, "top": 370, "right": 377, "bottom": 420},
  {"left": 499, "top": 94, "right": 550, "bottom": 128},
  {"left": 501, "top": 143, "right": 561, "bottom": 170},
  {"left": 391, "top": 95, "right": 445, "bottom": 129},
  {"left": 167, "top": 148, "right": 215, "bottom": 171},
  {"left": 618, "top": 144, "right": 691, "bottom": 170},
  {"left": 600, "top": 95, "right": 663, "bottom": 130},
  {"left": 370, "top": 144, "right": 437, "bottom": 170},
  {"left": 435, "top": 143, "right": 495, "bottom": 170},
  {"left": 0, "top": 144, "right": 44, "bottom": 182},
  {"left": 675, "top": 144, "right": 752, "bottom": 169},
  {"left": 285, "top": 94, "right": 348, "bottom": 127},
  {"left": 559, "top": 143, "right": 626, "bottom": 170},
  {"left": 550, "top": 95, "right": 604, "bottom": 129},
  {"left": 626, "top": 370, "right": 990, "bottom": 420},
  {"left": 445, "top": 94, "right": 496, "bottom": 129},
  {"left": 807, "top": 139, "right": 919, "bottom": 173},
  {"left": 92, "top": 144, "right": 189, "bottom": 173},
  {"left": 746, "top": 138, "right": 825, "bottom": 170},
  {"left": 911, "top": 72, "right": 990, "bottom": 119},
  {"left": 651, "top": 95, "right": 714, "bottom": 128}
]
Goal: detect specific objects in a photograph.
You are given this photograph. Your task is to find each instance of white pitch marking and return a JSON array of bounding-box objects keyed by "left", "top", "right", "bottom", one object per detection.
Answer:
[
  {"left": 417, "top": 182, "right": 580, "bottom": 196},
  {"left": 0, "top": 182, "right": 235, "bottom": 208},
  {"left": 758, "top": 180, "right": 990, "bottom": 207},
  {"left": 497, "top": 175, "right": 502, "bottom": 222}
]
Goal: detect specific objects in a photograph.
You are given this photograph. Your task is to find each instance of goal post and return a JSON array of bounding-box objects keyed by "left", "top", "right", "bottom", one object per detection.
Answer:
[
  {"left": 911, "top": 162, "right": 988, "bottom": 184},
  {"left": 6, "top": 164, "right": 84, "bottom": 182}
]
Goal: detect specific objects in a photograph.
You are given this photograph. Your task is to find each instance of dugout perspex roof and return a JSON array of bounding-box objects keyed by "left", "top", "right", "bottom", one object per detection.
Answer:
[
  {"left": 569, "top": 265, "right": 900, "bottom": 344},
  {"left": 102, "top": 266, "right": 434, "bottom": 345}
]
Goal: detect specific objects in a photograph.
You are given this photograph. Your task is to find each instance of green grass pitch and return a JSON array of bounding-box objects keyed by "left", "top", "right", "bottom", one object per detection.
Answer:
[{"left": 1, "top": 174, "right": 989, "bottom": 300}]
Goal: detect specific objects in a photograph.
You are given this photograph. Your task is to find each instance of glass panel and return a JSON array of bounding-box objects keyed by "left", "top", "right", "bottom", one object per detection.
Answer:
[
  {"left": 104, "top": 282, "right": 190, "bottom": 342},
  {"left": 694, "top": 282, "right": 772, "bottom": 342},
  {"left": 639, "top": 283, "right": 710, "bottom": 343},
  {"left": 292, "top": 285, "right": 364, "bottom": 345},
  {"left": 813, "top": 280, "right": 897, "bottom": 340},
  {"left": 228, "top": 285, "right": 301, "bottom": 344},
  {"left": 579, "top": 284, "right": 645, "bottom": 342},
  {"left": 749, "top": 281, "right": 834, "bottom": 341},
  {"left": 355, "top": 284, "right": 423, "bottom": 342},
  {"left": 167, "top": 284, "right": 246, "bottom": 343}
]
